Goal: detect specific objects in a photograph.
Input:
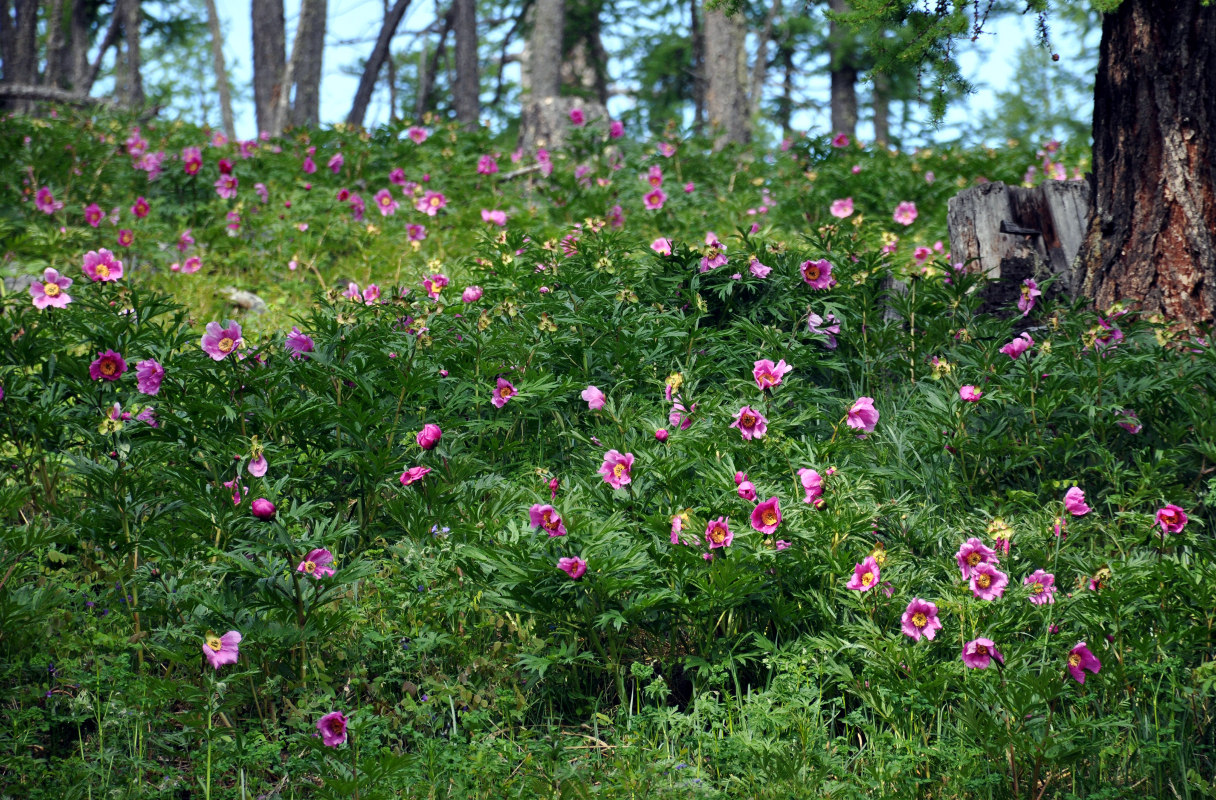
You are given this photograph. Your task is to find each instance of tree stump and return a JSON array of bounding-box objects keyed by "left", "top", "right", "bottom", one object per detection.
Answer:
[{"left": 947, "top": 180, "right": 1091, "bottom": 315}]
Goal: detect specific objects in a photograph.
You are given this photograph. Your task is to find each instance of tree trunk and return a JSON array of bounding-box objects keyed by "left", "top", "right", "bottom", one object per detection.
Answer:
[
  {"left": 703, "top": 2, "right": 748, "bottom": 149},
  {"left": 828, "top": 0, "right": 857, "bottom": 139},
  {"left": 452, "top": 0, "right": 477, "bottom": 125},
  {"left": 415, "top": 11, "right": 451, "bottom": 121},
  {"left": 120, "top": 0, "right": 143, "bottom": 108},
  {"left": 748, "top": 0, "right": 780, "bottom": 121},
  {"left": 872, "top": 70, "right": 890, "bottom": 147},
  {"left": 345, "top": 0, "right": 411, "bottom": 128},
  {"left": 776, "top": 41, "right": 793, "bottom": 136},
  {"left": 1077, "top": 0, "right": 1216, "bottom": 328},
  {"left": 65, "top": 0, "right": 88, "bottom": 88},
  {"left": 290, "top": 0, "right": 326, "bottom": 127},
  {"left": 43, "top": 0, "right": 66, "bottom": 87},
  {"left": 690, "top": 0, "right": 704, "bottom": 133},
  {"left": 203, "top": 0, "right": 236, "bottom": 139},
  {"left": 11, "top": 0, "right": 39, "bottom": 101},
  {"left": 251, "top": 0, "right": 285, "bottom": 135},
  {"left": 527, "top": 0, "right": 562, "bottom": 100}
]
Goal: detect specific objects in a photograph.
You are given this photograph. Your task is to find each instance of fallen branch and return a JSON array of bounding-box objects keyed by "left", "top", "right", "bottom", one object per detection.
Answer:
[{"left": 0, "top": 84, "right": 115, "bottom": 107}]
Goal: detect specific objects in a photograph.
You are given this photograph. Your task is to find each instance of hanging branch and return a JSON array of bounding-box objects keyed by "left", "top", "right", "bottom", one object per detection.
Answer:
[{"left": 346, "top": 0, "right": 414, "bottom": 128}]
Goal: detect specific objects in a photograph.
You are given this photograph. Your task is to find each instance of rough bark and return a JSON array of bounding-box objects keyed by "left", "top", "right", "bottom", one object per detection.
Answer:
[
  {"left": 65, "top": 0, "right": 89, "bottom": 87},
  {"left": 414, "top": 11, "right": 451, "bottom": 121},
  {"left": 452, "top": 0, "right": 478, "bottom": 125},
  {"left": 518, "top": 0, "right": 563, "bottom": 151},
  {"left": 0, "top": 0, "right": 12, "bottom": 85},
  {"left": 828, "top": 0, "right": 857, "bottom": 139},
  {"left": 872, "top": 70, "right": 890, "bottom": 147},
  {"left": 561, "top": 0, "right": 607, "bottom": 105},
  {"left": 345, "top": 0, "right": 411, "bottom": 128},
  {"left": 203, "top": 0, "right": 236, "bottom": 140},
  {"left": 43, "top": 0, "right": 65, "bottom": 87},
  {"left": 1077, "top": 0, "right": 1216, "bottom": 328},
  {"left": 748, "top": 0, "right": 780, "bottom": 121},
  {"left": 251, "top": 0, "right": 285, "bottom": 135},
  {"left": 290, "top": 0, "right": 326, "bottom": 127},
  {"left": 120, "top": 0, "right": 143, "bottom": 107},
  {"left": 690, "top": 0, "right": 704, "bottom": 132},
  {"left": 0, "top": 82, "right": 116, "bottom": 104},
  {"left": 703, "top": 2, "right": 748, "bottom": 149},
  {"left": 11, "top": 0, "right": 39, "bottom": 95}
]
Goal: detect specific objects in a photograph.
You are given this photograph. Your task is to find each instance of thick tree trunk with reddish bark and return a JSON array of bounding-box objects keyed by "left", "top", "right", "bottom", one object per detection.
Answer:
[{"left": 1077, "top": 0, "right": 1216, "bottom": 328}]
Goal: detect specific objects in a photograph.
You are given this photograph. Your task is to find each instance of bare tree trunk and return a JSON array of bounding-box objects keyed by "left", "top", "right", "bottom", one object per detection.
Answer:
[
  {"left": 0, "top": 0, "right": 13, "bottom": 86},
  {"left": 120, "top": 0, "right": 144, "bottom": 107},
  {"left": 384, "top": 0, "right": 396, "bottom": 118},
  {"left": 828, "top": 0, "right": 857, "bottom": 138},
  {"left": 703, "top": 2, "right": 749, "bottom": 149},
  {"left": 43, "top": 0, "right": 66, "bottom": 87},
  {"left": 290, "top": 0, "right": 326, "bottom": 127},
  {"left": 872, "top": 70, "right": 890, "bottom": 147},
  {"left": 346, "top": 0, "right": 412, "bottom": 128},
  {"left": 528, "top": 0, "right": 562, "bottom": 100},
  {"left": 1077, "top": 0, "right": 1216, "bottom": 329},
  {"left": 203, "top": 0, "right": 236, "bottom": 139},
  {"left": 748, "top": 0, "right": 780, "bottom": 121},
  {"left": 81, "top": 8, "right": 121, "bottom": 95},
  {"left": 65, "top": 0, "right": 88, "bottom": 87},
  {"left": 252, "top": 0, "right": 285, "bottom": 135},
  {"left": 776, "top": 42, "right": 793, "bottom": 136},
  {"left": 10, "top": 0, "right": 40, "bottom": 106},
  {"left": 452, "top": 0, "right": 478, "bottom": 125},
  {"left": 690, "top": 0, "right": 704, "bottom": 133}
]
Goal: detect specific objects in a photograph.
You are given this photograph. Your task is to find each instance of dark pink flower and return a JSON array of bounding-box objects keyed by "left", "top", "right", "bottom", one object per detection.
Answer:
[
  {"left": 730, "top": 406, "right": 768, "bottom": 440},
  {"left": 200, "top": 320, "right": 244, "bottom": 361},
  {"left": 530, "top": 503, "right": 567, "bottom": 537},
  {"left": 846, "top": 556, "right": 880, "bottom": 592},
  {"left": 116, "top": 229, "right": 134, "bottom": 248},
  {"left": 599, "top": 449, "right": 634, "bottom": 489},
  {"left": 84, "top": 203, "right": 104, "bottom": 227},
  {"left": 203, "top": 630, "right": 241, "bottom": 669},
  {"left": 89, "top": 350, "right": 127, "bottom": 382},
  {"left": 753, "top": 359, "right": 793, "bottom": 390},
  {"left": 286, "top": 327, "right": 315, "bottom": 359},
  {"left": 135, "top": 359, "right": 164, "bottom": 394},
  {"left": 214, "top": 173, "right": 239, "bottom": 199},
  {"left": 1000, "top": 332, "right": 1034, "bottom": 360},
  {"left": 1063, "top": 487, "right": 1090, "bottom": 516},
  {"left": 35, "top": 186, "right": 63, "bottom": 214},
  {"left": 644, "top": 187, "right": 667, "bottom": 210},
  {"left": 407, "top": 127, "right": 428, "bottom": 144},
  {"left": 797, "top": 468, "right": 824, "bottom": 506},
  {"left": 416, "top": 190, "right": 447, "bottom": 216},
  {"left": 569, "top": 108, "right": 585, "bottom": 126},
  {"left": 374, "top": 188, "right": 399, "bottom": 216},
  {"left": 477, "top": 154, "right": 499, "bottom": 175},
  {"left": 969, "top": 562, "right": 1008, "bottom": 600},
  {"left": 1155, "top": 504, "right": 1187, "bottom": 533},
  {"left": 705, "top": 517, "right": 733, "bottom": 549},
  {"left": 959, "top": 385, "right": 983, "bottom": 402},
  {"left": 1116, "top": 410, "right": 1142, "bottom": 434},
  {"left": 362, "top": 284, "right": 380, "bottom": 305},
  {"left": 668, "top": 402, "right": 695, "bottom": 430},
  {"left": 131, "top": 196, "right": 150, "bottom": 218},
  {"left": 82, "top": 249, "right": 124, "bottom": 282},
  {"left": 317, "top": 711, "right": 348, "bottom": 746},
  {"left": 751, "top": 496, "right": 782, "bottom": 534},
  {"left": 400, "top": 466, "right": 431, "bottom": 486},
  {"left": 1066, "top": 642, "right": 1101, "bottom": 684},
  {"left": 558, "top": 556, "right": 587, "bottom": 579},
  {"left": 462, "top": 285, "right": 483, "bottom": 303},
  {"left": 423, "top": 273, "right": 449, "bottom": 300},
  {"left": 955, "top": 537, "right": 998, "bottom": 579},
  {"left": 831, "top": 132, "right": 849, "bottom": 148},
  {"left": 1024, "top": 570, "right": 1056, "bottom": 605},
  {"left": 901, "top": 598, "right": 942, "bottom": 641},
  {"left": 609, "top": 120, "right": 624, "bottom": 138},
  {"left": 492, "top": 377, "right": 517, "bottom": 408},
  {"left": 846, "top": 397, "right": 879, "bottom": 433},
  {"left": 961, "top": 638, "right": 1003, "bottom": 669},
  {"left": 416, "top": 424, "right": 442, "bottom": 450},
  {"left": 29, "top": 268, "right": 73, "bottom": 309},
  {"left": 800, "top": 259, "right": 833, "bottom": 289},
  {"left": 182, "top": 146, "right": 203, "bottom": 175},
  {"left": 328, "top": 153, "right": 344, "bottom": 173},
  {"left": 654, "top": 428, "right": 668, "bottom": 442},
  {"left": 297, "top": 548, "right": 335, "bottom": 578},
  {"left": 251, "top": 498, "right": 276, "bottom": 519},
  {"left": 737, "top": 480, "right": 757, "bottom": 502}
]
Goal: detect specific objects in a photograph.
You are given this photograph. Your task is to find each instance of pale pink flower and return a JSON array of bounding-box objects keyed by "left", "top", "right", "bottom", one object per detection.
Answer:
[
  {"left": 416, "top": 190, "right": 447, "bottom": 216},
  {"left": 651, "top": 238, "right": 673, "bottom": 255},
  {"left": 558, "top": 556, "right": 587, "bottom": 579},
  {"left": 581, "top": 386, "right": 606, "bottom": 410},
  {"left": 959, "top": 385, "right": 983, "bottom": 402},
  {"left": 1018, "top": 279, "right": 1041, "bottom": 316},
  {"left": 328, "top": 153, "right": 344, "bottom": 173},
  {"left": 423, "top": 273, "right": 449, "bottom": 300},
  {"left": 374, "top": 188, "right": 399, "bottom": 216},
  {"left": 1063, "top": 487, "right": 1090, "bottom": 516},
  {"left": 748, "top": 257, "right": 772, "bottom": 278},
  {"left": 214, "top": 174, "right": 239, "bottom": 199},
  {"left": 35, "top": 186, "right": 63, "bottom": 214},
  {"left": 407, "top": 127, "right": 429, "bottom": 144},
  {"left": 135, "top": 359, "right": 164, "bottom": 394},
  {"left": 200, "top": 320, "right": 243, "bottom": 361},
  {"left": 82, "top": 249, "right": 124, "bottom": 282},
  {"left": 643, "top": 187, "right": 667, "bottom": 210},
  {"left": 599, "top": 450, "right": 634, "bottom": 489},
  {"left": 830, "top": 197, "right": 854, "bottom": 218},
  {"left": 481, "top": 209, "right": 507, "bottom": 226},
  {"left": 1000, "top": 332, "right": 1034, "bottom": 360},
  {"left": 29, "top": 268, "right": 73, "bottom": 309},
  {"left": 797, "top": 468, "right": 824, "bottom": 506},
  {"left": 893, "top": 201, "right": 918, "bottom": 226},
  {"left": 730, "top": 406, "right": 768, "bottom": 440},
  {"left": 462, "top": 286, "right": 483, "bottom": 303},
  {"left": 961, "top": 638, "right": 1003, "bottom": 669},
  {"left": 203, "top": 630, "right": 242, "bottom": 669},
  {"left": 846, "top": 397, "right": 879, "bottom": 433}
]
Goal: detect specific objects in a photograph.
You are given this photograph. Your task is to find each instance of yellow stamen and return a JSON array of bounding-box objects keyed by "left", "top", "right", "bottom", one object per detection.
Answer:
[
  {"left": 912, "top": 612, "right": 927, "bottom": 628},
  {"left": 206, "top": 636, "right": 222, "bottom": 651}
]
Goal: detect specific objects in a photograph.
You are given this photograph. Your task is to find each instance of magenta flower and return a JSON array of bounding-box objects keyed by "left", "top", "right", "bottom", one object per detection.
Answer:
[
  {"left": 82, "top": 249, "right": 124, "bottom": 282},
  {"left": 1155, "top": 504, "right": 1188, "bottom": 533},
  {"left": 374, "top": 188, "right": 399, "bottom": 216},
  {"left": 568, "top": 107, "right": 585, "bottom": 126},
  {"left": 1018, "top": 279, "right": 1041, "bottom": 316},
  {"left": 651, "top": 238, "right": 673, "bottom": 255},
  {"left": 297, "top": 548, "right": 335, "bottom": 578},
  {"left": 1063, "top": 487, "right": 1090, "bottom": 516},
  {"left": 609, "top": 120, "right": 624, "bottom": 138},
  {"left": 969, "top": 562, "right": 1009, "bottom": 600},
  {"left": 748, "top": 258, "right": 772, "bottom": 278},
  {"left": 116, "top": 229, "right": 134, "bottom": 248},
  {"left": 400, "top": 466, "right": 431, "bottom": 486},
  {"left": 477, "top": 154, "right": 499, "bottom": 175},
  {"left": 669, "top": 401, "right": 696, "bottom": 430},
  {"left": 807, "top": 313, "right": 841, "bottom": 349},
  {"left": 797, "top": 468, "right": 824, "bottom": 506},
  {"left": 1024, "top": 570, "right": 1057, "bottom": 605},
  {"left": 599, "top": 449, "right": 634, "bottom": 489},
  {"left": 1000, "top": 332, "right": 1034, "bottom": 360},
  {"left": 705, "top": 517, "right": 733, "bottom": 549},
  {"left": 657, "top": 141, "right": 676, "bottom": 157},
  {"left": 131, "top": 196, "right": 150, "bottom": 219},
  {"left": 846, "top": 556, "right": 881, "bottom": 592},
  {"left": 670, "top": 513, "right": 684, "bottom": 544},
  {"left": 492, "top": 377, "right": 517, "bottom": 408},
  {"left": 135, "top": 359, "right": 164, "bottom": 394},
  {"left": 961, "top": 638, "right": 1003, "bottom": 669},
  {"left": 830, "top": 197, "right": 854, "bottom": 218},
  {"left": 1066, "top": 642, "right": 1101, "bottom": 684},
  {"left": 581, "top": 386, "right": 606, "bottom": 410},
  {"left": 481, "top": 209, "right": 507, "bottom": 225},
  {"left": 248, "top": 453, "right": 268, "bottom": 477},
  {"left": 529, "top": 504, "right": 567, "bottom": 537},
  {"left": 558, "top": 556, "right": 587, "bottom": 580},
  {"left": 893, "top": 201, "right": 918, "bottom": 226},
  {"left": 730, "top": 406, "right": 768, "bottom": 440},
  {"left": 317, "top": 711, "right": 348, "bottom": 747},
  {"left": 251, "top": 498, "right": 276, "bottom": 520},
  {"left": 955, "top": 537, "right": 998, "bottom": 579},
  {"left": 415, "top": 423, "right": 442, "bottom": 451},
  {"left": 181, "top": 256, "right": 202, "bottom": 274},
  {"left": 457, "top": 286, "right": 482, "bottom": 303},
  {"left": 29, "top": 268, "right": 73, "bottom": 309},
  {"left": 423, "top": 273, "right": 449, "bottom": 300},
  {"left": 901, "top": 598, "right": 942, "bottom": 641},
  {"left": 846, "top": 397, "right": 879, "bottom": 433},
  {"left": 655, "top": 428, "right": 669, "bottom": 442},
  {"left": 1116, "top": 410, "right": 1142, "bottom": 434},
  {"left": 203, "top": 630, "right": 242, "bottom": 669},
  {"left": 214, "top": 173, "right": 239, "bottom": 199},
  {"left": 286, "top": 327, "right": 315, "bottom": 359},
  {"left": 751, "top": 497, "right": 782, "bottom": 534},
  {"left": 800, "top": 259, "right": 834, "bottom": 289},
  {"left": 327, "top": 153, "right": 344, "bottom": 173},
  {"left": 182, "top": 146, "right": 203, "bottom": 174},
  {"left": 407, "top": 126, "right": 428, "bottom": 144},
  {"left": 959, "top": 385, "right": 983, "bottom": 402},
  {"left": 35, "top": 186, "right": 63, "bottom": 214},
  {"left": 84, "top": 203, "right": 104, "bottom": 227},
  {"left": 753, "top": 359, "right": 793, "bottom": 390},
  {"left": 831, "top": 132, "right": 849, "bottom": 148},
  {"left": 200, "top": 320, "right": 244, "bottom": 360},
  {"left": 737, "top": 480, "right": 757, "bottom": 502},
  {"left": 359, "top": 284, "right": 379, "bottom": 305},
  {"left": 643, "top": 187, "right": 667, "bottom": 210},
  {"left": 416, "top": 190, "right": 447, "bottom": 216},
  {"left": 89, "top": 349, "right": 127, "bottom": 382}
]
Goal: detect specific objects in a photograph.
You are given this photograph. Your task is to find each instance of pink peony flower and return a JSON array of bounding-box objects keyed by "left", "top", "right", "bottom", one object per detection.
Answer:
[
  {"left": 558, "top": 556, "right": 587, "bottom": 579},
  {"left": 609, "top": 120, "right": 624, "bottom": 138},
  {"left": 737, "top": 480, "right": 757, "bottom": 502},
  {"left": 35, "top": 186, "right": 63, "bottom": 214},
  {"left": 955, "top": 537, "right": 998, "bottom": 579},
  {"left": 131, "top": 196, "right": 150, "bottom": 219},
  {"left": 651, "top": 238, "right": 673, "bottom": 255},
  {"left": 705, "top": 517, "right": 733, "bottom": 548},
  {"left": 581, "top": 386, "right": 606, "bottom": 410},
  {"left": 374, "top": 188, "right": 399, "bottom": 216},
  {"left": 893, "top": 201, "right": 918, "bottom": 226},
  {"left": 416, "top": 190, "right": 447, "bottom": 216},
  {"left": 200, "top": 320, "right": 244, "bottom": 361},
  {"left": 422, "top": 273, "right": 449, "bottom": 300},
  {"left": 748, "top": 257, "right": 772, "bottom": 278},
  {"left": 730, "top": 405, "right": 768, "bottom": 440},
  {"left": 599, "top": 449, "right": 634, "bottom": 489},
  {"left": 286, "top": 327, "right": 315, "bottom": 359},
  {"left": 831, "top": 132, "right": 849, "bottom": 148},
  {"left": 182, "top": 146, "right": 203, "bottom": 175},
  {"left": 1063, "top": 487, "right": 1089, "bottom": 516},
  {"left": 203, "top": 630, "right": 242, "bottom": 669},
  {"left": 1155, "top": 504, "right": 1188, "bottom": 533},
  {"left": 89, "top": 349, "right": 127, "bottom": 381},
  {"left": 297, "top": 548, "right": 335, "bottom": 578},
  {"left": 116, "top": 229, "right": 134, "bottom": 248},
  {"left": 800, "top": 259, "right": 834, "bottom": 289},
  {"left": 569, "top": 108, "right": 585, "bottom": 126},
  {"left": 135, "top": 359, "right": 164, "bottom": 394},
  {"left": 644, "top": 187, "right": 667, "bottom": 210},
  {"left": 959, "top": 385, "right": 983, "bottom": 402},
  {"left": 846, "top": 397, "right": 879, "bottom": 433},
  {"left": 317, "top": 711, "right": 348, "bottom": 747},
  {"left": 461, "top": 285, "right": 483, "bottom": 303},
  {"left": 1066, "top": 642, "right": 1101, "bottom": 684},
  {"left": 670, "top": 513, "right": 684, "bottom": 544},
  {"left": 969, "top": 562, "right": 1009, "bottom": 600},
  {"left": 82, "top": 249, "right": 124, "bottom": 282},
  {"left": 797, "top": 468, "right": 824, "bottom": 506},
  {"left": 846, "top": 556, "right": 880, "bottom": 592},
  {"left": 491, "top": 377, "right": 517, "bottom": 408},
  {"left": 251, "top": 498, "right": 276, "bottom": 519},
  {"left": 1000, "top": 332, "right": 1034, "bottom": 360},
  {"left": 1024, "top": 570, "right": 1057, "bottom": 605},
  {"left": 530, "top": 504, "right": 567, "bottom": 537},
  {"left": 657, "top": 142, "right": 676, "bottom": 157},
  {"left": 753, "top": 359, "right": 793, "bottom": 390},
  {"left": 807, "top": 313, "right": 841, "bottom": 349},
  {"left": 29, "top": 268, "right": 73, "bottom": 309},
  {"left": 248, "top": 453, "right": 268, "bottom": 477},
  {"left": 481, "top": 209, "right": 507, "bottom": 225},
  {"left": 477, "top": 154, "right": 499, "bottom": 175},
  {"left": 84, "top": 203, "right": 104, "bottom": 227},
  {"left": 654, "top": 428, "right": 668, "bottom": 441},
  {"left": 830, "top": 197, "right": 854, "bottom": 218},
  {"left": 1018, "top": 279, "right": 1042, "bottom": 316},
  {"left": 181, "top": 256, "right": 202, "bottom": 274},
  {"left": 214, "top": 174, "right": 239, "bottom": 199},
  {"left": 668, "top": 401, "right": 695, "bottom": 430},
  {"left": 1116, "top": 410, "right": 1142, "bottom": 434},
  {"left": 416, "top": 423, "right": 442, "bottom": 450},
  {"left": 751, "top": 496, "right": 782, "bottom": 534},
  {"left": 400, "top": 466, "right": 431, "bottom": 485},
  {"left": 302, "top": 155, "right": 317, "bottom": 174},
  {"left": 407, "top": 126, "right": 428, "bottom": 144},
  {"left": 901, "top": 598, "right": 942, "bottom": 641},
  {"left": 961, "top": 638, "right": 1003, "bottom": 669},
  {"left": 328, "top": 153, "right": 344, "bottom": 173}
]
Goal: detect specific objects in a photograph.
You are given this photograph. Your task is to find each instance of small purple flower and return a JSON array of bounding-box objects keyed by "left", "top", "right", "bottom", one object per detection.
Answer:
[
  {"left": 286, "top": 327, "right": 315, "bottom": 359},
  {"left": 1066, "top": 642, "right": 1101, "bottom": 684}
]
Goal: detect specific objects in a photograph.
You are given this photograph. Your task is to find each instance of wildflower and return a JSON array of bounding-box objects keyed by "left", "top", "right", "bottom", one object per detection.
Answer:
[
  {"left": 286, "top": 327, "right": 315, "bottom": 359},
  {"left": 800, "top": 259, "right": 834, "bottom": 289},
  {"left": 830, "top": 197, "right": 854, "bottom": 218},
  {"left": 182, "top": 146, "right": 203, "bottom": 174},
  {"left": 901, "top": 598, "right": 942, "bottom": 641},
  {"left": 35, "top": 186, "right": 63, "bottom": 214},
  {"left": 29, "top": 268, "right": 73, "bottom": 309},
  {"left": 374, "top": 188, "right": 399, "bottom": 216},
  {"left": 846, "top": 556, "right": 880, "bottom": 592},
  {"left": 1155, "top": 504, "right": 1188, "bottom": 534},
  {"left": 797, "top": 468, "right": 824, "bottom": 506},
  {"left": 492, "top": 377, "right": 517, "bottom": 408},
  {"left": 670, "top": 513, "right": 685, "bottom": 544},
  {"left": 1018, "top": 279, "right": 1041, "bottom": 316},
  {"left": 1066, "top": 642, "right": 1101, "bottom": 684},
  {"left": 302, "top": 154, "right": 317, "bottom": 174},
  {"left": 251, "top": 498, "right": 276, "bottom": 520},
  {"left": 751, "top": 497, "right": 782, "bottom": 534},
  {"left": 254, "top": 182, "right": 269, "bottom": 203},
  {"left": 893, "top": 201, "right": 918, "bottom": 226},
  {"left": 328, "top": 153, "right": 344, "bottom": 173},
  {"left": 400, "top": 466, "right": 431, "bottom": 485},
  {"left": 116, "top": 229, "right": 134, "bottom": 247},
  {"left": 831, "top": 132, "right": 849, "bottom": 148},
  {"left": 988, "top": 518, "right": 1013, "bottom": 554},
  {"left": 959, "top": 385, "right": 983, "bottom": 402},
  {"left": 1089, "top": 567, "right": 1111, "bottom": 591},
  {"left": 609, "top": 120, "right": 624, "bottom": 138},
  {"left": 970, "top": 562, "right": 1009, "bottom": 600},
  {"left": 705, "top": 517, "right": 733, "bottom": 548},
  {"left": 657, "top": 142, "right": 676, "bottom": 157},
  {"left": 961, "top": 638, "right": 1004, "bottom": 669},
  {"left": 730, "top": 406, "right": 768, "bottom": 440},
  {"left": 180, "top": 256, "right": 202, "bottom": 274},
  {"left": 423, "top": 273, "right": 449, "bottom": 300},
  {"left": 214, "top": 174, "right": 239, "bottom": 199},
  {"left": 362, "top": 284, "right": 380, "bottom": 305},
  {"left": 407, "top": 127, "right": 428, "bottom": 144},
  {"left": 136, "top": 407, "right": 158, "bottom": 427},
  {"left": 775, "top": 540, "right": 791, "bottom": 550},
  {"left": 481, "top": 209, "right": 507, "bottom": 225},
  {"left": 248, "top": 452, "right": 268, "bottom": 477},
  {"left": 644, "top": 187, "right": 667, "bottom": 210},
  {"left": 135, "top": 359, "right": 164, "bottom": 394},
  {"left": 737, "top": 479, "right": 757, "bottom": 502},
  {"left": 748, "top": 257, "right": 772, "bottom": 278},
  {"left": 753, "top": 359, "right": 793, "bottom": 390},
  {"left": 529, "top": 504, "right": 567, "bottom": 537},
  {"left": 655, "top": 428, "right": 668, "bottom": 442},
  {"left": 569, "top": 108, "right": 585, "bottom": 126},
  {"left": 460, "top": 285, "right": 483, "bottom": 303},
  {"left": 317, "top": 711, "right": 348, "bottom": 747},
  {"left": 807, "top": 313, "right": 840, "bottom": 349},
  {"left": 203, "top": 630, "right": 242, "bottom": 669},
  {"left": 956, "top": 537, "right": 998, "bottom": 579},
  {"left": 1000, "top": 332, "right": 1034, "bottom": 360},
  {"left": 416, "top": 423, "right": 442, "bottom": 450},
  {"left": 84, "top": 203, "right": 104, "bottom": 227},
  {"left": 599, "top": 450, "right": 634, "bottom": 489},
  {"left": 846, "top": 397, "right": 879, "bottom": 433},
  {"left": 416, "top": 190, "right": 447, "bottom": 216},
  {"left": 82, "top": 249, "right": 124, "bottom": 282},
  {"left": 476, "top": 154, "right": 499, "bottom": 175},
  {"left": 89, "top": 350, "right": 127, "bottom": 382},
  {"left": 668, "top": 401, "right": 696, "bottom": 430},
  {"left": 200, "top": 320, "right": 244, "bottom": 361},
  {"left": 558, "top": 556, "right": 587, "bottom": 580},
  {"left": 581, "top": 386, "right": 606, "bottom": 410},
  {"left": 1024, "top": 570, "right": 1057, "bottom": 604},
  {"left": 1116, "top": 410, "right": 1142, "bottom": 434},
  {"left": 651, "top": 238, "right": 673, "bottom": 256},
  {"left": 297, "top": 549, "right": 335, "bottom": 578},
  {"left": 1063, "top": 487, "right": 1090, "bottom": 516}
]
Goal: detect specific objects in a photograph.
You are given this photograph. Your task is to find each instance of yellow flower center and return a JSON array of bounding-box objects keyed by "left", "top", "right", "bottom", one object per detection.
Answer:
[
  {"left": 1021, "top": 285, "right": 1032, "bottom": 299},
  {"left": 303, "top": 561, "right": 316, "bottom": 574},
  {"left": 499, "top": 386, "right": 512, "bottom": 398},
  {"left": 430, "top": 197, "right": 441, "bottom": 206},
  {"left": 741, "top": 412, "right": 756, "bottom": 427},
  {"left": 613, "top": 463, "right": 625, "bottom": 478},
  {"left": 1032, "top": 583, "right": 1044, "bottom": 594},
  {"left": 977, "top": 574, "right": 992, "bottom": 589},
  {"left": 206, "top": 636, "right": 222, "bottom": 651},
  {"left": 762, "top": 510, "right": 777, "bottom": 526},
  {"left": 218, "top": 337, "right": 234, "bottom": 353},
  {"left": 96, "top": 264, "right": 110, "bottom": 278},
  {"left": 1068, "top": 653, "right": 1082, "bottom": 668},
  {"left": 967, "top": 552, "right": 982, "bottom": 566},
  {"left": 861, "top": 572, "right": 874, "bottom": 587},
  {"left": 100, "top": 360, "right": 117, "bottom": 376},
  {"left": 709, "top": 528, "right": 724, "bottom": 544},
  {"left": 912, "top": 612, "right": 927, "bottom": 628},
  {"left": 45, "top": 283, "right": 60, "bottom": 297},
  {"left": 804, "top": 265, "right": 820, "bottom": 281}
]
